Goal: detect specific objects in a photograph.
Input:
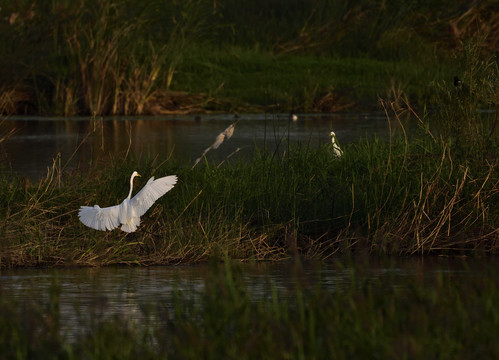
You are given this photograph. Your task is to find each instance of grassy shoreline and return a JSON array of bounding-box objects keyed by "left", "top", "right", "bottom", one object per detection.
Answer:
[
  {"left": 0, "top": 47, "right": 454, "bottom": 116},
  {"left": 170, "top": 48, "right": 452, "bottom": 113},
  {"left": 1, "top": 100, "right": 497, "bottom": 268},
  {"left": 0, "top": 1, "right": 497, "bottom": 267}
]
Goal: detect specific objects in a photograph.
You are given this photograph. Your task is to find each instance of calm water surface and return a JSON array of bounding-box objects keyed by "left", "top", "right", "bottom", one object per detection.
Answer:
[
  {"left": 0, "top": 258, "right": 494, "bottom": 339},
  {"left": 0, "top": 113, "right": 407, "bottom": 179}
]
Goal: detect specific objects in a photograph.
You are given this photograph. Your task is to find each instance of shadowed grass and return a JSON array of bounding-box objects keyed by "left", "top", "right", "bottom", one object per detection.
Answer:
[{"left": 1, "top": 1, "right": 496, "bottom": 115}]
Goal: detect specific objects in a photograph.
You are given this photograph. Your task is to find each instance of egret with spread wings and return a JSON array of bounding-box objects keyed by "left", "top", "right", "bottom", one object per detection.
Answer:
[{"left": 78, "top": 171, "right": 177, "bottom": 232}]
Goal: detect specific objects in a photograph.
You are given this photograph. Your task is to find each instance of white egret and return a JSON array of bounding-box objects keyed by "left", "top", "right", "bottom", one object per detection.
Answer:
[
  {"left": 78, "top": 171, "right": 177, "bottom": 232},
  {"left": 330, "top": 131, "right": 343, "bottom": 157}
]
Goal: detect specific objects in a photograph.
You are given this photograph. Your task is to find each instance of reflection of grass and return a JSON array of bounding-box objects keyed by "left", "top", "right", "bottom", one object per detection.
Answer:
[{"left": 1, "top": 260, "right": 498, "bottom": 358}]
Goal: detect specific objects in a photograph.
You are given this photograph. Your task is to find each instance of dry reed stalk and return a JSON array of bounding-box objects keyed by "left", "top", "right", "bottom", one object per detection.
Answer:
[
  {"left": 248, "top": 232, "right": 288, "bottom": 260},
  {"left": 0, "top": 122, "right": 17, "bottom": 144},
  {"left": 381, "top": 160, "right": 498, "bottom": 254},
  {"left": 0, "top": 88, "right": 30, "bottom": 115},
  {"left": 386, "top": 77, "right": 410, "bottom": 113}
]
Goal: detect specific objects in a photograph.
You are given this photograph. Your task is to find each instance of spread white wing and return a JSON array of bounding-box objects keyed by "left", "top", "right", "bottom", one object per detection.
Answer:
[
  {"left": 130, "top": 175, "right": 178, "bottom": 217},
  {"left": 78, "top": 204, "right": 121, "bottom": 231}
]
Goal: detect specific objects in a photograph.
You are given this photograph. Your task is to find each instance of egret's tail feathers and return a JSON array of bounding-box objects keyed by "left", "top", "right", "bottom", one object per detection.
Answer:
[{"left": 120, "top": 217, "right": 140, "bottom": 233}]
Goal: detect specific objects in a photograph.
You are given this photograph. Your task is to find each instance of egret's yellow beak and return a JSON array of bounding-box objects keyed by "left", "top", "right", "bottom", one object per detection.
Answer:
[{"left": 136, "top": 173, "right": 141, "bottom": 177}]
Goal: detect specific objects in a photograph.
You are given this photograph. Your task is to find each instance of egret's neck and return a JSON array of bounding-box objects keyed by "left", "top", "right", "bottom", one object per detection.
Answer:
[{"left": 127, "top": 174, "right": 136, "bottom": 199}]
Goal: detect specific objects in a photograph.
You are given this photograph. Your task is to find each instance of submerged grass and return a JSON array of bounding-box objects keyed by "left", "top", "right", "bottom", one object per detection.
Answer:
[{"left": 0, "top": 260, "right": 498, "bottom": 359}]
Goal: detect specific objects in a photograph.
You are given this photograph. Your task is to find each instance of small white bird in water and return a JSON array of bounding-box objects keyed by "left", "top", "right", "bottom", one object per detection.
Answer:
[
  {"left": 78, "top": 171, "right": 177, "bottom": 232},
  {"left": 330, "top": 131, "right": 343, "bottom": 157}
]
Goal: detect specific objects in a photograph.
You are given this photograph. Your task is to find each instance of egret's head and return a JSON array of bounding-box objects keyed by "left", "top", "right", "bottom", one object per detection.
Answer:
[
  {"left": 132, "top": 171, "right": 141, "bottom": 178},
  {"left": 330, "top": 131, "right": 336, "bottom": 137}
]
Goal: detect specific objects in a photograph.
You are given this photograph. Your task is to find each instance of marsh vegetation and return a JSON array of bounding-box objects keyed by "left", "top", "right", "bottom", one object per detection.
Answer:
[
  {"left": 0, "top": 0, "right": 497, "bottom": 266},
  {"left": 0, "top": 0, "right": 497, "bottom": 115},
  {"left": 0, "top": 101, "right": 497, "bottom": 267},
  {"left": 0, "top": 2, "right": 498, "bottom": 358}
]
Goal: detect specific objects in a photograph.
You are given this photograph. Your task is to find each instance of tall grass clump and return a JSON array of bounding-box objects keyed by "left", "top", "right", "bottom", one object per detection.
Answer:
[
  {"left": 0, "top": 0, "right": 213, "bottom": 116},
  {"left": 430, "top": 39, "right": 498, "bottom": 159},
  {"left": 1, "top": 1, "right": 497, "bottom": 115},
  {"left": 337, "top": 121, "right": 497, "bottom": 254}
]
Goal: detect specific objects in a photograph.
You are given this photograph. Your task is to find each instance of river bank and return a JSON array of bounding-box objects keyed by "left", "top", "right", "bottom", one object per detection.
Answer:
[
  {"left": 1, "top": 105, "right": 497, "bottom": 267},
  {"left": 0, "top": 1, "right": 497, "bottom": 267}
]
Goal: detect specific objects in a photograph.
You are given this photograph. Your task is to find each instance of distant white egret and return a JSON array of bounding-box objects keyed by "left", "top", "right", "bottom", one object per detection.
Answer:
[
  {"left": 78, "top": 171, "right": 177, "bottom": 232},
  {"left": 330, "top": 131, "right": 343, "bottom": 157}
]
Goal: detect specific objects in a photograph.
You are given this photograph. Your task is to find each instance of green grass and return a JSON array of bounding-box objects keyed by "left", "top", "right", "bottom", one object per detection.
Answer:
[
  {"left": 0, "top": 29, "right": 497, "bottom": 266},
  {"left": 1, "top": 260, "right": 498, "bottom": 359},
  {"left": 173, "top": 47, "right": 454, "bottom": 112},
  {"left": 0, "top": 0, "right": 496, "bottom": 115},
  {"left": 0, "top": 112, "right": 497, "bottom": 267}
]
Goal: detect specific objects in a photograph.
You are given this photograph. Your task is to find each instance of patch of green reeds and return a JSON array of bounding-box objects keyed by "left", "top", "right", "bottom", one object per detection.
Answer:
[
  {"left": 1, "top": 260, "right": 498, "bottom": 359},
  {"left": 1, "top": 1, "right": 497, "bottom": 115},
  {"left": 0, "top": 0, "right": 213, "bottom": 116}
]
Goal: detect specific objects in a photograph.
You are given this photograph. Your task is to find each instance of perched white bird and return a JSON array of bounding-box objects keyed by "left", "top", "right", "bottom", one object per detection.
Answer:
[
  {"left": 330, "top": 131, "right": 343, "bottom": 157},
  {"left": 78, "top": 171, "right": 177, "bottom": 232}
]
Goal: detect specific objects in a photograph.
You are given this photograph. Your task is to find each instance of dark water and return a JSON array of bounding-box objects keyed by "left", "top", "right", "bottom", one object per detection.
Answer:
[
  {"left": 0, "top": 258, "right": 494, "bottom": 339},
  {"left": 0, "top": 113, "right": 404, "bottom": 180}
]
